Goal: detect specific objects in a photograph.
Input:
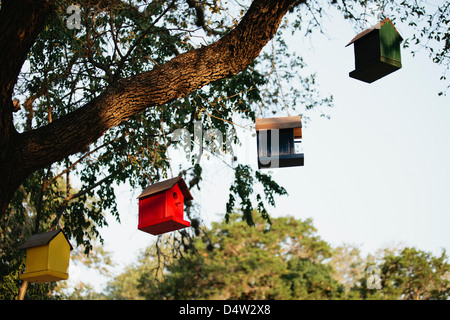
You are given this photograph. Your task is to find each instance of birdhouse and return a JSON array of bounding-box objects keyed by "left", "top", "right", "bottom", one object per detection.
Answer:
[
  {"left": 256, "top": 116, "right": 304, "bottom": 169},
  {"left": 19, "top": 229, "right": 72, "bottom": 283},
  {"left": 346, "top": 18, "right": 403, "bottom": 83},
  {"left": 137, "top": 176, "right": 193, "bottom": 235}
]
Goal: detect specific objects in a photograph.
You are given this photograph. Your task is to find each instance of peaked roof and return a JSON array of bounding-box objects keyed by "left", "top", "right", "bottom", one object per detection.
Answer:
[
  {"left": 346, "top": 18, "right": 403, "bottom": 47},
  {"left": 18, "top": 229, "right": 73, "bottom": 250},
  {"left": 137, "top": 176, "right": 194, "bottom": 201}
]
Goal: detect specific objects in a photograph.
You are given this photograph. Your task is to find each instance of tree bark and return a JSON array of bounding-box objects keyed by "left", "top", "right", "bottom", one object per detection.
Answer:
[
  {"left": 0, "top": 0, "right": 53, "bottom": 216},
  {"left": 0, "top": 0, "right": 300, "bottom": 218}
]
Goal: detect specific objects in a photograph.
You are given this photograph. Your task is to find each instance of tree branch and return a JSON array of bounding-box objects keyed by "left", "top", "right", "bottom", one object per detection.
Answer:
[
  {"left": 0, "top": 0, "right": 52, "bottom": 111},
  {"left": 0, "top": 0, "right": 53, "bottom": 217},
  {"left": 113, "top": 0, "right": 178, "bottom": 82},
  {"left": 1, "top": 0, "right": 302, "bottom": 217},
  {"left": 15, "top": 0, "right": 298, "bottom": 175},
  {"left": 50, "top": 173, "right": 114, "bottom": 229}
]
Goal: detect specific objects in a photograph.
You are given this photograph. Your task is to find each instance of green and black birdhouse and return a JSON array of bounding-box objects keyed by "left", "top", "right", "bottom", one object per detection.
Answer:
[{"left": 346, "top": 18, "right": 403, "bottom": 83}]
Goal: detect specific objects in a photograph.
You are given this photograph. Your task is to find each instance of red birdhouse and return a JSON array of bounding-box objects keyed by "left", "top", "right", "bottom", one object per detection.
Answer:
[{"left": 137, "top": 176, "right": 193, "bottom": 235}]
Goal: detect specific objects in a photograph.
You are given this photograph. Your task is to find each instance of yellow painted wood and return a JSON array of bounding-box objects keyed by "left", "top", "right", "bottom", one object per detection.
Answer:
[
  {"left": 19, "top": 269, "right": 69, "bottom": 283},
  {"left": 20, "top": 232, "right": 71, "bottom": 283}
]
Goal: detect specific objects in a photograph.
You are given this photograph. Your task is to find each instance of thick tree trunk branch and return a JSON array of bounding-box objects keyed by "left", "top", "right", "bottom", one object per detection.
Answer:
[
  {"left": 0, "top": 0, "right": 52, "bottom": 112},
  {"left": 0, "top": 0, "right": 53, "bottom": 217},
  {"left": 0, "top": 0, "right": 300, "bottom": 217}
]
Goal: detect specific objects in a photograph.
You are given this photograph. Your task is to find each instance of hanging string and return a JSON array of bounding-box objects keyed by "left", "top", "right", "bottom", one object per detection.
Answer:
[
  {"left": 362, "top": 0, "right": 388, "bottom": 31},
  {"left": 375, "top": 0, "right": 387, "bottom": 20},
  {"left": 257, "top": 40, "right": 291, "bottom": 119},
  {"left": 362, "top": 0, "right": 368, "bottom": 30},
  {"left": 274, "top": 66, "right": 290, "bottom": 117},
  {"left": 257, "top": 79, "right": 268, "bottom": 120},
  {"left": 271, "top": 41, "right": 291, "bottom": 117},
  {"left": 160, "top": 116, "right": 174, "bottom": 179},
  {"left": 256, "top": 44, "right": 274, "bottom": 120}
]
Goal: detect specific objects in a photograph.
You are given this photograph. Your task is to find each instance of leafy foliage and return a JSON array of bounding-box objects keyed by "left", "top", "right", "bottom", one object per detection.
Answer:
[
  {"left": 100, "top": 213, "right": 449, "bottom": 300},
  {"left": 355, "top": 247, "right": 450, "bottom": 300},
  {"left": 10, "top": 0, "right": 308, "bottom": 254},
  {"left": 2, "top": 0, "right": 449, "bottom": 299},
  {"left": 136, "top": 213, "right": 342, "bottom": 299},
  {"left": 225, "top": 165, "right": 288, "bottom": 226}
]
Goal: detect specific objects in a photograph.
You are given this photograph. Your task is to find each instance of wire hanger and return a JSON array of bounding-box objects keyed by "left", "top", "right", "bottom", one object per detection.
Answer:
[
  {"left": 257, "top": 40, "right": 291, "bottom": 119},
  {"left": 362, "top": 0, "right": 387, "bottom": 30}
]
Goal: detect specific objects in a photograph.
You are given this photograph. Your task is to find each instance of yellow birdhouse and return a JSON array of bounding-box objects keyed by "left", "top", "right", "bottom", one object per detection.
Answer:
[{"left": 19, "top": 229, "right": 72, "bottom": 283}]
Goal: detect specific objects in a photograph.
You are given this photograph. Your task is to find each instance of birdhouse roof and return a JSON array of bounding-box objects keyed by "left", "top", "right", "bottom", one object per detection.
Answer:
[
  {"left": 255, "top": 116, "right": 302, "bottom": 131},
  {"left": 345, "top": 18, "right": 403, "bottom": 47},
  {"left": 18, "top": 229, "right": 73, "bottom": 250},
  {"left": 137, "top": 176, "right": 194, "bottom": 201}
]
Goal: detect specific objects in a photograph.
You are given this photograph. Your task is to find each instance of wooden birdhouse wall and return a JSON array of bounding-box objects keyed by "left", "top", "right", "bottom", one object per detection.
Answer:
[
  {"left": 166, "top": 183, "right": 184, "bottom": 218},
  {"left": 379, "top": 22, "right": 402, "bottom": 65},
  {"left": 139, "top": 191, "right": 165, "bottom": 224},
  {"left": 20, "top": 230, "right": 71, "bottom": 283},
  {"left": 347, "top": 18, "right": 402, "bottom": 83},
  {"left": 138, "top": 183, "right": 184, "bottom": 229},
  {"left": 137, "top": 176, "right": 192, "bottom": 235},
  {"left": 353, "top": 31, "right": 380, "bottom": 70},
  {"left": 47, "top": 232, "right": 70, "bottom": 276}
]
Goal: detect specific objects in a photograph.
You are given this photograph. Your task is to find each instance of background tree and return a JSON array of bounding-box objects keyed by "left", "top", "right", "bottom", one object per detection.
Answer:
[
  {"left": 129, "top": 213, "right": 344, "bottom": 299},
  {"left": 99, "top": 213, "right": 449, "bottom": 300},
  {"left": 354, "top": 247, "right": 450, "bottom": 300},
  {"left": 326, "top": 243, "right": 365, "bottom": 291}
]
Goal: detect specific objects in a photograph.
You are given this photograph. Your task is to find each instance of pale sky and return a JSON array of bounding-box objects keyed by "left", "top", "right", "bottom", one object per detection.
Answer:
[{"left": 68, "top": 4, "right": 450, "bottom": 292}]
